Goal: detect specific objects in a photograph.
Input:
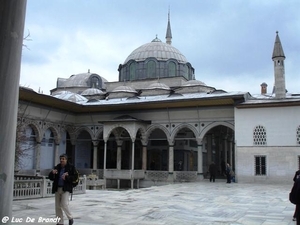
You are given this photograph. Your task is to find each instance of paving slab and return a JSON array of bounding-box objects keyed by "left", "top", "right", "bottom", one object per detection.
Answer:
[{"left": 8, "top": 180, "right": 297, "bottom": 225}]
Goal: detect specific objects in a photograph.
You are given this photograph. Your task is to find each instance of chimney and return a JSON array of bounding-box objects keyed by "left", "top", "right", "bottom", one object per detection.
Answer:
[{"left": 260, "top": 82, "right": 267, "bottom": 94}]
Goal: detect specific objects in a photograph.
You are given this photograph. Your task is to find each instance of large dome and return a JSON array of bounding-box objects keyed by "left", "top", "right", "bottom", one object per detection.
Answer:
[{"left": 124, "top": 37, "right": 187, "bottom": 64}]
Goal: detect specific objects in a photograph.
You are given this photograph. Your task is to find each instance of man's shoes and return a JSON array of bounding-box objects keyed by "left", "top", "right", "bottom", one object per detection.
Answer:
[{"left": 69, "top": 219, "right": 74, "bottom": 225}]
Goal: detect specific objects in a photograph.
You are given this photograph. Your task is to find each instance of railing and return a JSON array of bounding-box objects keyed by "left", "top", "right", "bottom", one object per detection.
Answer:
[
  {"left": 13, "top": 175, "right": 86, "bottom": 200},
  {"left": 105, "top": 169, "right": 145, "bottom": 179},
  {"left": 174, "top": 171, "right": 197, "bottom": 182}
]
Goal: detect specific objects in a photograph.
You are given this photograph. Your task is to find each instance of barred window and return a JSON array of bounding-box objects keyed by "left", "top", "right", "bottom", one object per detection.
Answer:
[
  {"left": 255, "top": 155, "right": 266, "bottom": 176},
  {"left": 253, "top": 125, "right": 267, "bottom": 145},
  {"left": 297, "top": 126, "right": 300, "bottom": 145}
]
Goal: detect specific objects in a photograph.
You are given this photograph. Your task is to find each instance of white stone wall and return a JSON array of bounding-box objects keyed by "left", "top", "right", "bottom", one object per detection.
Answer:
[{"left": 235, "top": 105, "right": 300, "bottom": 183}]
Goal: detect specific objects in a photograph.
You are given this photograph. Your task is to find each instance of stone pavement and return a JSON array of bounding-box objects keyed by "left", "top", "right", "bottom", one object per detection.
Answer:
[{"left": 9, "top": 180, "right": 297, "bottom": 225}]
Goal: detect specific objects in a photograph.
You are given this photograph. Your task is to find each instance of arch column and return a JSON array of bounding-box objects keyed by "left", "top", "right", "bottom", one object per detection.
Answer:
[
  {"left": 92, "top": 141, "right": 99, "bottom": 170},
  {"left": 103, "top": 141, "right": 107, "bottom": 189},
  {"left": 168, "top": 145, "right": 174, "bottom": 173},
  {"left": 0, "top": 1, "right": 27, "bottom": 221},
  {"left": 130, "top": 141, "right": 135, "bottom": 189},
  {"left": 197, "top": 138, "right": 203, "bottom": 180},
  {"left": 34, "top": 142, "right": 41, "bottom": 173},
  {"left": 116, "top": 140, "right": 123, "bottom": 170},
  {"left": 142, "top": 145, "right": 147, "bottom": 170}
]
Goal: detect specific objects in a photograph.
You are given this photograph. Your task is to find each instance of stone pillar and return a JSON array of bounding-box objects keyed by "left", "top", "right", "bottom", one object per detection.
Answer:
[
  {"left": 103, "top": 141, "right": 107, "bottom": 189},
  {"left": 168, "top": 145, "right": 174, "bottom": 172},
  {"left": 142, "top": 145, "right": 147, "bottom": 170},
  {"left": 197, "top": 144, "right": 203, "bottom": 174},
  {"left": 116, "top": 140, "right": 123, "bottom": 170},
  {"left": 131, "top": 141, "right": 135, "bottom": 189},
  {"left": 35, "top": 142, "right": 41, "bottom": 172},
  {"left": 92, "top": 141, "right": 99, "bottom": 170},
  {"left": 197, "top": 139, "right": 203, "bottom": 180},
  {"left": 0, "top": 0, "right": 27, "bottom": 222}
]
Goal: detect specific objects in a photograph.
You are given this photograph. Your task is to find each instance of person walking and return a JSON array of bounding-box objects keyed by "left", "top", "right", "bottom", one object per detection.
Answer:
[
  {"left": 225, "top": 163, "right": 232, "bottom": 183},
  {"left": 293, "top": 170, "right": 300, "bottom": 221},
  {"left": 209, "top": 162, "right": 217, "bottom": 182},
  {"left": 49, "top": 154, "right": 77, "bottom": 225}
]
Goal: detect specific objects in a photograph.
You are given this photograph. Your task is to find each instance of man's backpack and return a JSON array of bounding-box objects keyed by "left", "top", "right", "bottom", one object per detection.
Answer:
[{"left": 72, "top": 168, "right": 79, "bottom": 188}]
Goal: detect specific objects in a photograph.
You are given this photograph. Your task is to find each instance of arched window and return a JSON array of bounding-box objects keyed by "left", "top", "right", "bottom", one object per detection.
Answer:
[
  {"left": 168, "top": 61, "right": 176, "bottom": 77},
  {"left": 147, "top": 60, "right": 156, "bottom": 78},
  {"left": 253, "top": 125, "right": 267, "bottom": 145},
  {"left": 91, "top": 76, "right": 101, "bottom": 88},
  {"left": 129, "top": 62, "right": 136, "bottom": 80}
]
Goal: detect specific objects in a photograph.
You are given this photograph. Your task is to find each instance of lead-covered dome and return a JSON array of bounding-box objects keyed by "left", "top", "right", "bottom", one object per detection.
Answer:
[
  {"left": 124, "top": 37, "right": 187, "bottom": 64},
  {"left": 119, "top": 37, "right": 195, "bottom": 82}
]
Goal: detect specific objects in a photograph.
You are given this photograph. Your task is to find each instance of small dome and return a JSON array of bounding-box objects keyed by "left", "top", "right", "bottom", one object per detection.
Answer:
[
  {"left": 56, "top": 72, "right": 107, "bottom": 89},
  {"left": 183, "top": 80, "right": 206, "bottom": 86},
  {"left": 112, "top": 85, "right": 137, "bottom": 93},
  {"left": 81, "top": 88, "right": 104, "bottom": 96},
  {"left": 147, "top": 82, "right": 170, "bottom": 90},
  {"left": 124, "top": 39, "right": 187, "bottom": 64},
  {"left": 54, "top": 92, "right": 87, "bottom": 103}
]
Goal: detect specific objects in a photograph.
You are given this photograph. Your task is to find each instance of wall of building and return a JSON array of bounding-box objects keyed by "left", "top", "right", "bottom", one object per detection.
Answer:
[{"left": 235, "top": 105, "right": 300, "bottom": 183}]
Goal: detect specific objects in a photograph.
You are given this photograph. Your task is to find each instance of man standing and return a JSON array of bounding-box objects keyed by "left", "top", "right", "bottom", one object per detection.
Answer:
[
  {"left": 49, "top": 154, "right": 77, "bottom": 225},
  {"left": 209, "top": 162, "right": 217, "bottom": 182}
]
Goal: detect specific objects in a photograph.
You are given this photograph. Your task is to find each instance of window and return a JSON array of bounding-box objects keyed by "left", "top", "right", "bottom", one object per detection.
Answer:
[
  {"left": 253, "top": 125, "right": 267, "bottom": 145},
  {"left": 147, "top": 60, "right": 156, "bottom": 78},
  {"left": 168, "top": 61, "right": 176, "bottom": 77},
  {"left": 255, "top": 155, "right": 266, "bottom": 176},
  {"left": 297, "top": 126, "right": 300, "bottom": 145},
  {"left": 129, "top": 62, "right": 136, "bottom": 80}
]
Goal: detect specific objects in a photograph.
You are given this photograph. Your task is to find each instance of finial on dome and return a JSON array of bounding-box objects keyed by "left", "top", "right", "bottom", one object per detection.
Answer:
[{"left": 166, "top": 7, "right": 172, "bottom": 45}]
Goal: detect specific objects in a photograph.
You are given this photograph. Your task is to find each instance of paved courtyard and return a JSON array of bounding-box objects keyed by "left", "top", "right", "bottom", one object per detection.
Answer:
[{"left": 10, "top": 180, "right": 296, "bottom": 225}]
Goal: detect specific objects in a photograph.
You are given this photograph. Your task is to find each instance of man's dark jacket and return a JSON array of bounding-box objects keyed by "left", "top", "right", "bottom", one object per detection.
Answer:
[{"left": 48, "top": 163, "right": 77, "bottom": 194}]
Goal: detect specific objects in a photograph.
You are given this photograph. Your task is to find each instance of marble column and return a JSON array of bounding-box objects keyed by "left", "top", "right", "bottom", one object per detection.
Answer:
[
  {"left": 116, "top": 140, "right": 123, "bottom": 170},
  {"left": 197, "top": 143, "right": 203, "bottom": 175},
  {"left": 168, "top": 145, "right": 174, "bottom": 172},
  {"left": 103, "top": 141, "right": 107, "bottom": 189},
  {"left": 35, "top": 143, "right": 41, "bottom": 172},
  {"left": 142, "top": 145, "right": 147, "bottom": 170},
  {"left": 0, "top": 0, "right": 27, "bottom": 222},
  {"left": 92, "top": 141, "right": 99, "bottom": 170},
  {"left": 131, "top": 141, "right": 135, "bottom": 189}
]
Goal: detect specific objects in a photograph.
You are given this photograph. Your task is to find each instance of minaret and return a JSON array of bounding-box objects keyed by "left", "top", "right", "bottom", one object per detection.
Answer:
[
  {"left": 272, "top": 31, "right": 286, "bottom": 99},
  {"left": 165, "top": 8, "right": 172, "bottom": 45}
]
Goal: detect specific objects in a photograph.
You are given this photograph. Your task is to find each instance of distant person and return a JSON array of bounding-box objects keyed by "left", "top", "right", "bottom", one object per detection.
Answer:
[
  {"left": 225, "top": 163, "right": 232, "bottom": 183},
  {"left": 209, "top": 162, "right": 217, "bottom": 182},
  {"left": 177, "top": 161, "right": 183, "bottom": 171},
  {"left": 293, "top": 170, "right": 300, "bottom": 221},
  {"left": 49, "top": 154, "right": 77, "bottom": 225}
]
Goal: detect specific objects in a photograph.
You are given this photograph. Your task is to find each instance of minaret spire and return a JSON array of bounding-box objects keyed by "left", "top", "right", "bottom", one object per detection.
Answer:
[
  {"left": 165, "top": 7, "right": 172, "bottom": 45},
  {"left": 272, "top": 31, "right": 286, "bottom": 99}
]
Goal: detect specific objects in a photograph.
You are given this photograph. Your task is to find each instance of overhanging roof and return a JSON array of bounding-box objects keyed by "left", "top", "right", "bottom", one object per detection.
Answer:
[{"left": 19, "top": 87, "right": 247, "bottom": 114}]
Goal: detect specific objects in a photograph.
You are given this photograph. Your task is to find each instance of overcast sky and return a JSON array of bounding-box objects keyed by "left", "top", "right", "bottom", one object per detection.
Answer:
[{"left": 21, "top": 0, "right": 300, "bottom": 95}]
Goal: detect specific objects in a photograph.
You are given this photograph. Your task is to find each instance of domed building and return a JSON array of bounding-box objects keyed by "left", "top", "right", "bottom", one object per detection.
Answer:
[{"left": 16, "top": 12, "right": 300, "bottom": 191}]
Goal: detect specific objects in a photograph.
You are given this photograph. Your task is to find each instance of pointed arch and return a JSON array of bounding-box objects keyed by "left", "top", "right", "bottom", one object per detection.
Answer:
[
  {"left": 146, "top": 124, "right": 170, "bottom": 142},
  {"left": 200, "top": 121, "right": 234, "bottom": 140},
  {"left": 170, "top": 123, "right": 199, "bottom": 142}
]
